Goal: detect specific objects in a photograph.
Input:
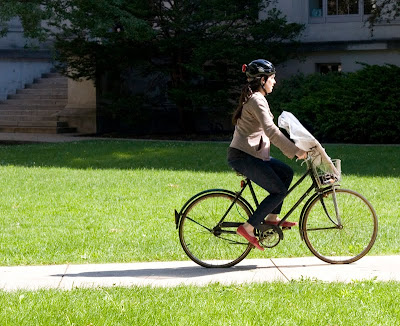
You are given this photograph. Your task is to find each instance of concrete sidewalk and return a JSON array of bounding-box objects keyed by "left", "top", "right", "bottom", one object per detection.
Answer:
[{"left": 1, "top": 256, "right": 399, "bottom": 291}]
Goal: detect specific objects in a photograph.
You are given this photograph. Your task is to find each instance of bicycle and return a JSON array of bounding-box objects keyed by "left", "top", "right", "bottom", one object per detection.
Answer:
[{"left": 174, "top": 155, "right": 378, "bottom": 268}]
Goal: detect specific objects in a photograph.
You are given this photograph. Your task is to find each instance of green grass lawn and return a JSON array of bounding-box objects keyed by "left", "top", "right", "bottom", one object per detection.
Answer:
[
  {"left": 0, "top": 140, "right": 399, "bottom": 325},
  {"left": 0, "top": 140, "right": 399, "bottom": 266},
  {"left": 1, "top": 280, "right": 400, "bottom": 325}
]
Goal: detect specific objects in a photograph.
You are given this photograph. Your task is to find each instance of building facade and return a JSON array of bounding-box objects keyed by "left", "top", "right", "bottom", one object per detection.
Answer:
[{"left": 269, "top": 0, "right": 400, "bottom": 78}]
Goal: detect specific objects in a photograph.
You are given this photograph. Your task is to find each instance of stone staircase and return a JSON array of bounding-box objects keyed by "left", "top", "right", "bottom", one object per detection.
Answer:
[{"left": 0, "top": 72, "right": 77, "bottom": 134}]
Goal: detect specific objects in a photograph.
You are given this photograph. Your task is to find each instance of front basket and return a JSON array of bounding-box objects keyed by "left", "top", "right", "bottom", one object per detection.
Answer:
[{"left": 312, "top": 159, "right": 341, "bottom": 187}]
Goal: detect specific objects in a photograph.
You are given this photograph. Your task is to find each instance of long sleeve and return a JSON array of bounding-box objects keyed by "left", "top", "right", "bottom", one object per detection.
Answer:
[
  {"left": 250, "top": 94, "right": 300, "bottom": 159},
  {"left": 230, "top": 92, "right": 302, "bottom": 160}
]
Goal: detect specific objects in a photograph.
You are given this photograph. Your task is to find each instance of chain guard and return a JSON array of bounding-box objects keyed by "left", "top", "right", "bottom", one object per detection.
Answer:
[{"left": 256, "top": 224, "right": 284, "bottom": 248}]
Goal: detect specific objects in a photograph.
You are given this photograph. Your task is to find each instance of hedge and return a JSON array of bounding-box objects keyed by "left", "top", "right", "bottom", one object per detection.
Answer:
[{"left": 268, "top": 64, "right": 400, "bottom": 144}]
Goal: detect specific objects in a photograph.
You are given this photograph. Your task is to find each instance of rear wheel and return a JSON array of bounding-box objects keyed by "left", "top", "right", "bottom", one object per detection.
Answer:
[
  {"left": 303, "top": 188, "right": 378, "bottom": 264},
  {"left": 179, "top": 191, "right": 253, "bottom": 268}
]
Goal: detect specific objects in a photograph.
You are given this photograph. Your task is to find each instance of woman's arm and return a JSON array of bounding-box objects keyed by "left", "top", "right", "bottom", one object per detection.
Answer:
[{"left": 251, "top": 96, "right": 303, "bottom": 159}]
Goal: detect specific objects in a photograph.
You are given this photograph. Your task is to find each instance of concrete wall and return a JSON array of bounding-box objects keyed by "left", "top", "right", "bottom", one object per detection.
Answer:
[
  {"left": 304, "top": 21, "right": 400, "bottom": 43},
  {"left": 0, "top": 18, "right": 26, "bottom": 49},
  {"left": 0, "top": 58, "right": 53, "bottom": 100},
  {"left": 0, "top": 18, "right": 53, "bottom": 101},
  {"left": 58, "top": 78, "right": 97, "bottom": 134},
  {"left": 0, "top": 17, "right": 50, "bottom": 50},
  {"left": 278, "top": 48, "right": 400, "bottom": 79}
]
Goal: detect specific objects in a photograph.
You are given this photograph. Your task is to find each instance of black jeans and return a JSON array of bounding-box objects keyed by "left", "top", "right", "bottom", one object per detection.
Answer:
[{"left": 227, "top": 147, "right": 294, "bottom": 229}]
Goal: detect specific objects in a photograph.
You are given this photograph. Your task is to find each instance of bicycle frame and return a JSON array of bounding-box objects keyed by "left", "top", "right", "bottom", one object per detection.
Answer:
[
  {"left": 237, "top": 168, "right": 313, "bottom": 221},
  {"left": 175, "top": 163, "right": 340, "bottom": 240},
  {"left": 229, "top": 165, "right": 342, "bottom": 240}
]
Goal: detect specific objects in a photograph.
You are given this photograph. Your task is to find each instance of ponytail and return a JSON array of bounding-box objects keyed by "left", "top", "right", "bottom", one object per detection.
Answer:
[{"left": 232, "top": 77, "right": 262, "bottom": 125}]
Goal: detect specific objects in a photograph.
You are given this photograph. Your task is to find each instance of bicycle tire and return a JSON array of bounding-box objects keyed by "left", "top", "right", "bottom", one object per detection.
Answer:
[
  {"left": 302, "top": 188, "right": 378, "bottom": 264},
  {"left": 178, "top": 191, "right": 253, "bottom": 268}
]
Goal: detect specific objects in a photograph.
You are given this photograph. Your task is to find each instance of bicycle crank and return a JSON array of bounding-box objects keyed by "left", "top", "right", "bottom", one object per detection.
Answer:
[{"left": 257, "top": 224, "right": 284, "bottom": 248}]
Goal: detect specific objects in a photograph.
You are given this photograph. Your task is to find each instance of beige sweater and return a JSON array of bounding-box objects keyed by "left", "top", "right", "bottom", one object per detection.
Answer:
[{"left": 230, "top": 92, "right": 301, "bottom": 161}]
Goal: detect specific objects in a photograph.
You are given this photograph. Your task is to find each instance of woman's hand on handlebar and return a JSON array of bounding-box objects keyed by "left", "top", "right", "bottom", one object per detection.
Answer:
[{"left": 296, "top": 150, "right": 308, "bottom": 160}]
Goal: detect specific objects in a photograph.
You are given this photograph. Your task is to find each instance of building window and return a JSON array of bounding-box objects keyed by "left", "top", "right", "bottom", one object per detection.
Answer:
[
  {"left": 316, "top": 63, "right": 342, "bottom": 74},
  {"left": 309, "top": 0, "right": 373, "bottom": 23},
  {"left": 363, "top": 0, "right": 374, "bottom": 14},
  {"left": 328, "top": 0, "right": 359, "bottom": 15},
  {"left": 310, "top": 0, "right": 323, "bottom": 17}
]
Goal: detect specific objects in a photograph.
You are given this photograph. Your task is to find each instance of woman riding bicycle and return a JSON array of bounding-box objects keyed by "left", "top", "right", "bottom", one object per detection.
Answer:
[{"left": 227, "top": 59, "right": 307, "bottom": 251}]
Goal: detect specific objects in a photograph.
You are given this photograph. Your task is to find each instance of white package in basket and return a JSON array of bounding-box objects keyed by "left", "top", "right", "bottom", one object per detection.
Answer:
[{"left": 278, "top": 111, "right": 340, "bottom": 180}]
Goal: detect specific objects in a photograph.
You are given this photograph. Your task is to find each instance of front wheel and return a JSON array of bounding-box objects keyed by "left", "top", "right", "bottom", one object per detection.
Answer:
[
  {"left": 302, "top": 188, "right": 378, "bottom": 264},
  {"left": 178, "top": 191, "right": 253, "bottom": 268}
]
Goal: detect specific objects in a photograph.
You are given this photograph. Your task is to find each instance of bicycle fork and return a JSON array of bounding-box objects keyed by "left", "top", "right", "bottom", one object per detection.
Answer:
[
  {"left": 320, "top": 186, "right": 342, "bottom": 228},
  {"left": 331, "top": 186, "right": 343, "bottom": 226}
]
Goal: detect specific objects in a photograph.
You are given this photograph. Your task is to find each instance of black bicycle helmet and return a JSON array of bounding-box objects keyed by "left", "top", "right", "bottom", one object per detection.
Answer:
[{"left": 242, "top": 59, "right": 276, "bottom": 79}]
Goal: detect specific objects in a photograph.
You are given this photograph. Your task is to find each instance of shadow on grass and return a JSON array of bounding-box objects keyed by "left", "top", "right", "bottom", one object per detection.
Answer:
[{"left": 0, "top": 139, "right": 398, "bottom": 177}]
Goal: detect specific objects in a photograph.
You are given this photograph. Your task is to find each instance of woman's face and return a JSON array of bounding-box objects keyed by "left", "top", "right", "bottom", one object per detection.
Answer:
[{"left": 263, "top": 74, "right": 276, "bottom": 94}]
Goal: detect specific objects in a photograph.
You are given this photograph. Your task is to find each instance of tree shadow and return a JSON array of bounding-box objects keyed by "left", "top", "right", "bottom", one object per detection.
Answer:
[
  {"left": 0, "top": 139, "right": 231, "bottom": 172},
  {"left": 0, "top": 139, "right": 398, "bottom": 177}
]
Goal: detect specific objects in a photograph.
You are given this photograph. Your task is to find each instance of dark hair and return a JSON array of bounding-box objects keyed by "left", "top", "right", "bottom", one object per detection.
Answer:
[{"left": 232, "top": 77, "right": 263, "bottom": 125}]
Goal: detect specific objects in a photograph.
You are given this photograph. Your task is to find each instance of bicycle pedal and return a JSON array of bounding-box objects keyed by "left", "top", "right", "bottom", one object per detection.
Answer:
[{"left": 282, "top": 227, "right": 291, "bottom": 231}]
